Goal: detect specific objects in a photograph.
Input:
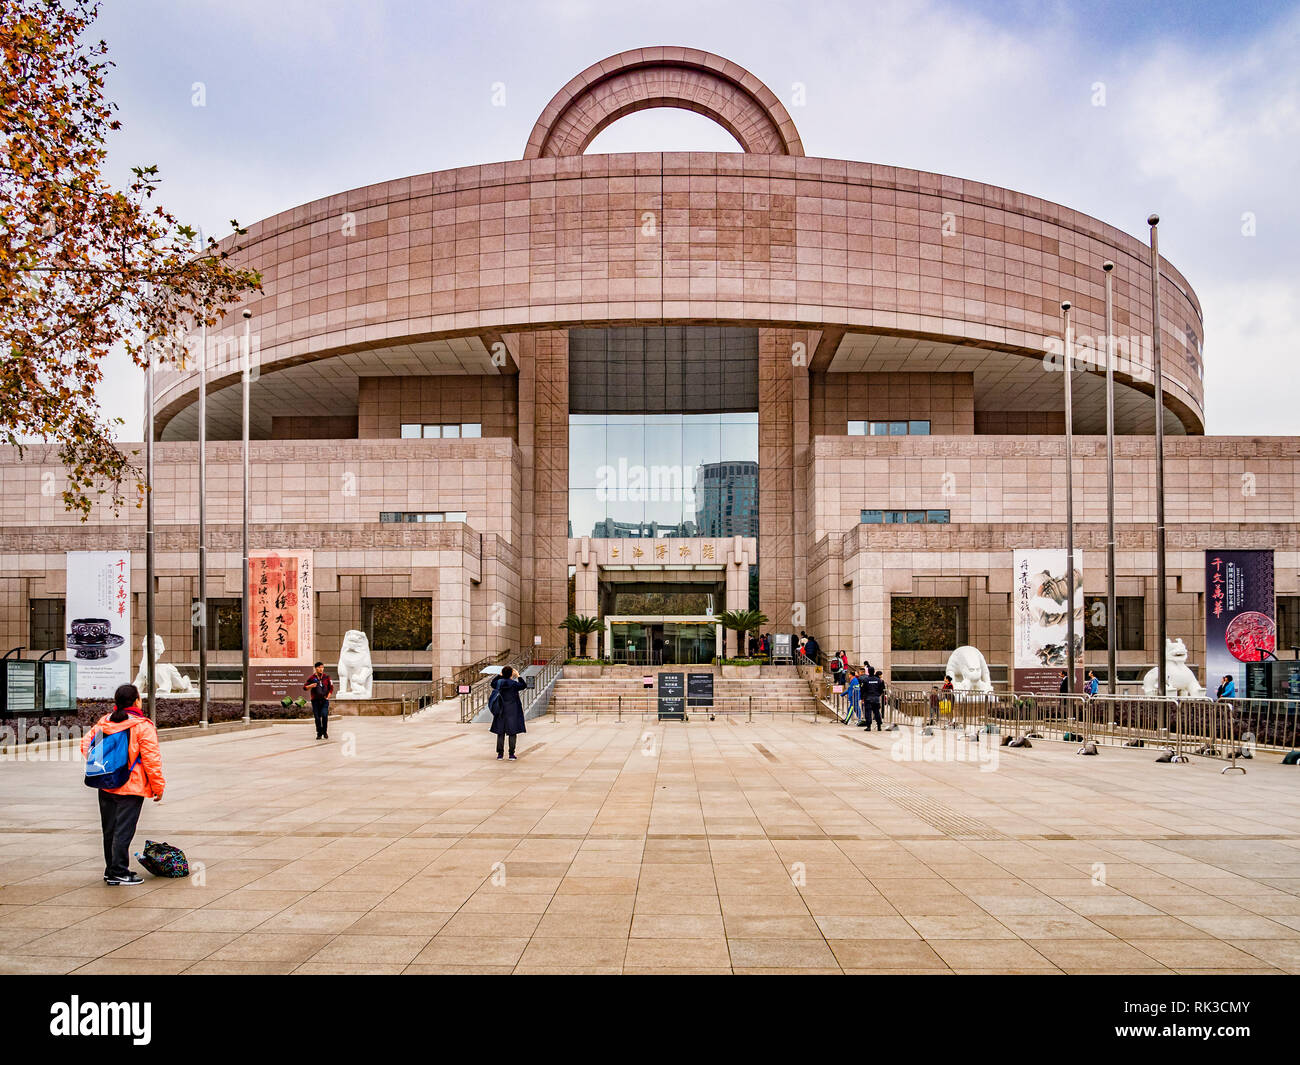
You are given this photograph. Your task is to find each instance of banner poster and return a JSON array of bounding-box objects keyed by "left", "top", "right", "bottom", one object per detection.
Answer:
[
  {"left": 248, "top": 550, "right": 314, "bottom": 702},
  {"left": 65, "top": 551, "right": 132, "bottom": 699},
  {"left": 1013, "top": 548, "right": 1084, "bottom": 694},
  {"left": 1205, "top": 550, "right": 1274, "bottom": 698}
]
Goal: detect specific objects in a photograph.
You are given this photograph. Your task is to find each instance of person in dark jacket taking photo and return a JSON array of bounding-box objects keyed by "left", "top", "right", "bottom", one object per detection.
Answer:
[{"left": 489, "top": 665, "right": 529, "bottom": 760}]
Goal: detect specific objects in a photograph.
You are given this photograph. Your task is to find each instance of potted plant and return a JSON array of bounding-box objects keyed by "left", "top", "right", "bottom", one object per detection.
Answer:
[
  {"left": 558, "top": 614, "right": 601, "bottom": 657},
  {"left": 717, "top": 609, "right": 768, "bottom": 675}
]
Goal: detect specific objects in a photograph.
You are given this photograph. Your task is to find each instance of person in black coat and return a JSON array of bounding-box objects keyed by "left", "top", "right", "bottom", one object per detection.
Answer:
[
  {"left": 860, "top": 668, "right": 886, "bottom": 731},
  {"left": 489, "top": 666, "right": 529, "bottom": 760}
]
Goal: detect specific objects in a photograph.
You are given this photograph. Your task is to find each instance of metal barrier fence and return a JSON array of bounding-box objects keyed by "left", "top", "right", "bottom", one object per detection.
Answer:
[{"left": 836, "top": 690, "right": 1299, "bottom": 766}]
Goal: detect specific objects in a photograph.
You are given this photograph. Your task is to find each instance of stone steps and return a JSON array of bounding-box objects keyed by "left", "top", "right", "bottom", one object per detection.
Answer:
[{"left": 550, "top": 674, "right": 819, "bottom": 715}]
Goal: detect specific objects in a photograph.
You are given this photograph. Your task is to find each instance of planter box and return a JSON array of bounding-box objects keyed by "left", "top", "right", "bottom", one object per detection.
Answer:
[
  {"left": 334, "top": 698, "right": 404, "bottom": 716},
  {"left": 721, "top": 664, "right": 762, "bottom": 679},
  {"left": 564, "top": 664, "right": 603, "bottom": 677}
]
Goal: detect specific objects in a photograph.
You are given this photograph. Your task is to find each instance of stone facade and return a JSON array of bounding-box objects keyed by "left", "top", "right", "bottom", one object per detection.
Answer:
[{"left": 2, "top": 48, "right": 1289, "bottom": 696}]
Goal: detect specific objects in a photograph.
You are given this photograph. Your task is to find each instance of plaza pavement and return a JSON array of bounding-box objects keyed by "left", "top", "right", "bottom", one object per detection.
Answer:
[{"left": 1, "top": 712, "right": 1299, "bottom": 975}]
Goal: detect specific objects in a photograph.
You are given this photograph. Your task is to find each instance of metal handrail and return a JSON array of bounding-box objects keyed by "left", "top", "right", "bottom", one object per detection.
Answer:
[
  {"left": 459, "top": 646, "right": 566, "bottom": 723},
  {"left": 399, "top": 646, "right": 522, "bottom": 719}
]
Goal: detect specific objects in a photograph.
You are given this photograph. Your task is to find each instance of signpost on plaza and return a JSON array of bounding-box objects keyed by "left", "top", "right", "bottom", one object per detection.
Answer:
[
  {"left": 1148, "top": 215, "right": 1169, "bottom": 700},
  {"left": 0, "top": 658, "right": 37, "bottom": 717},
  {"left": 687, "top": 672, "right": 714, "bottom": 708},
  {"left": 657, "top": 671, "right": 685, "bottom": 720},
  {"left": 1060, "top": 300, "right": 1078, "bottom": 695},
  {"left": 1102, "top": 261, "right": 1118, "bottom": 695},
  {"left": 40, "top": 659, "right": 76, "bottom": 714}
]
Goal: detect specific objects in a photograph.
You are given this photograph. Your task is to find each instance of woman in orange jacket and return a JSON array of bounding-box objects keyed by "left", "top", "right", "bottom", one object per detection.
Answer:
[{"left": 80, "top": 683, "right": 166, "bottom": 886}]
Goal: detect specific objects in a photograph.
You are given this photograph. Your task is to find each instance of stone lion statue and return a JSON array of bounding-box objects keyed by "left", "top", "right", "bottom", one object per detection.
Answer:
[
  {"left": 133, "top": 634, "right": 195, "bottom": 696},
  {"left": 944, "top": 645, "right": 993, "bottom": 693},
  {"left": 336, "top": 628, "right": 373, "bottom": 699},
  {"left": 1142, "top": 638, "right": 1204, "bottom": 698}
]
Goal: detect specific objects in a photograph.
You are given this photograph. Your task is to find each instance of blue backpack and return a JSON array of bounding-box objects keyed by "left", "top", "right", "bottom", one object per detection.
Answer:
[{"left": 84, "top": 724, "right": 141, "bottom": 790}]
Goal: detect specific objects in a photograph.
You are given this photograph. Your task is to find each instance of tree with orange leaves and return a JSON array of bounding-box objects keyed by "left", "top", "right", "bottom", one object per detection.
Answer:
[{"left": 1, "top": 0, "right": 261, "bottom": 517}]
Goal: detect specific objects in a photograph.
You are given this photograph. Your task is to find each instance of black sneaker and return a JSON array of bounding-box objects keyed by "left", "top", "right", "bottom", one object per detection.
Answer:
[
  {"left": 105, "top": 872, "right": 144, "bottom": 886},
  {"left": 509, "top": 754, "right": 517, "bottom": 760}
]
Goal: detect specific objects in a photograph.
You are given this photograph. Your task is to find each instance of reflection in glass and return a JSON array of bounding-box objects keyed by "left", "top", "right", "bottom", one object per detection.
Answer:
[{"left": 568, "top": 413, "right": 758, "bottom": 539}]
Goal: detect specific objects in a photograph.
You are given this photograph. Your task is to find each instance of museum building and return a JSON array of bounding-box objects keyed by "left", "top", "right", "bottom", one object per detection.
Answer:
[{"left": 2, "top": 47, "right": 1299, "bottom": 696}]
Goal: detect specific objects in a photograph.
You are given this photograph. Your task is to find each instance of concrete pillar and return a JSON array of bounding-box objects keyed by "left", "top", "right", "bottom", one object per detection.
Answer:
[
  {"left": 575, "top": 562, "right": 599, "bottom": 656},
  {"left": 725, "top": 557, "right": 747, "bottom": 657},
  {"left": 517, "top": 331, "right": 570, "bottom": 650},
  {"left": 758, "top": 326, "right": 817, "bottom": 631}
]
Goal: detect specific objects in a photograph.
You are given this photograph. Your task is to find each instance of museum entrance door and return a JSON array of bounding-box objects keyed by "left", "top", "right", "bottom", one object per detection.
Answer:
[{"left": 606, "top": 617, "right": 721, "bottom": 664}]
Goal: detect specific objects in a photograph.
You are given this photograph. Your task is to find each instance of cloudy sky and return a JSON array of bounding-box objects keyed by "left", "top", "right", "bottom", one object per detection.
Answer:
[{"left": 89, "top": 0, "right": 1300, "bottom": 437}]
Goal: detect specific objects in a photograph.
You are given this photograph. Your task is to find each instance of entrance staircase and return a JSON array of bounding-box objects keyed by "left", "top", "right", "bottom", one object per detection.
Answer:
[{"left": 548, "top": 665, "right": 826, "bottom": 718}]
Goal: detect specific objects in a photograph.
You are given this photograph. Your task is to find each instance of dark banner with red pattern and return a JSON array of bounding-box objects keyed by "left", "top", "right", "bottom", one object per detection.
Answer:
[{"left": 1205, "top": 550, "right": 1274, "bottom": 697}]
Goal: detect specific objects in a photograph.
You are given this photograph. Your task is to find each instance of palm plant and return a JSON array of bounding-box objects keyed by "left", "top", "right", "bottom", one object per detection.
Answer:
[
  {"left": 717, "top": 608, "right": 769, "bottom": 658},
  {"left": 558, "top": 614, "right": 602, "bottom": 658}
]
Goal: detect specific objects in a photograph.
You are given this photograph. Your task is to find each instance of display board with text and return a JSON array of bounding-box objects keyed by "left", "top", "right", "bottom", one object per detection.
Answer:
[
  {"left": 247, "top": 551, "right": 314, "bottom": 701},
  {"left": 1012, "top": 548, "right": 1084, "bottom": 694},
  {"left": 1206, "top": 550, "right": 1275, "bottom": 697},
  {"left": 65, "top": 551, "right": 131, "bottom": 698}
]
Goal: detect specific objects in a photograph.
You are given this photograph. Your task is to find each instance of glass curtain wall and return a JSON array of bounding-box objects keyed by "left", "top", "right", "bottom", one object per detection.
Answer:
[{"left": 568, "top": 327, "right": 759, "bottom": 539}]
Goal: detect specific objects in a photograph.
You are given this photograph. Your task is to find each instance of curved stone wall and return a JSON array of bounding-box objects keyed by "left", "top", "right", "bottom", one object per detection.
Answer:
[{"left": 155, "top": 153, "right": 1205, "bottom": 435}]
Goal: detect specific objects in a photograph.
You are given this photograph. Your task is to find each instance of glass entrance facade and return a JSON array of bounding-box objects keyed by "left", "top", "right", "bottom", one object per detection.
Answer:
[{"left": 609, "top": 620, "right": 719, "bottom": 664}]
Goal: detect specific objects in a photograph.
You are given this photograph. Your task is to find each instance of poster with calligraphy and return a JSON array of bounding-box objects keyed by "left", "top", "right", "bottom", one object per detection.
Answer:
[
  {"left": 65, "top": 551, "right": 132, "bottom": 698},
  {"left": 1012, "top": 548, "right": 1084, "bottom": 694},
  {"left": 1205, "top": 550, "right": 1274, "bottom": 697},
  {"left": 248, "top": 550, "right": 314, "bottom": 701}
]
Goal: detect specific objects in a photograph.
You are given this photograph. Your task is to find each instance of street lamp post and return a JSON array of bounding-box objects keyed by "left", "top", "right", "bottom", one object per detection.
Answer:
[
  {"left": 198, "top": 318, "right": 208, "bottom": 728},
  {"left": 144, "top": 343, "right": 156, "bottom": 722},
  {"left": 241, "top": 310, "right": 252, "bottom": 724},
  {"left": 1103, "top": 261, "right": 1117, "bottom": 695},
  {"left": 1061, "top": 300, "right": 1077, "bottom": 695},
  {"left": 1148, "top": 215, "right": 1169, "bottom": 701}
]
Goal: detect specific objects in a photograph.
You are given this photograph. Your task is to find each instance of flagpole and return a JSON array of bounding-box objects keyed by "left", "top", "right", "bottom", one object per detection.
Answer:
[
  {"left": 241, "top": 310, "right": 252, "bottom": 725},
  {"left": 198, "top": 318, "right": 209, "bottom": 728},
  {"left": 1103, "top": 260, "right": 1117, "bottom": 695},
  {"left": 1061, "top": 300, "right": 1077, "bottom": 696},
  {"left": 144, "top": 343, "right": 157, "bottom": 722},
  {"left": 1148, "top": 215, "right": 1169, "bottom": 701}
]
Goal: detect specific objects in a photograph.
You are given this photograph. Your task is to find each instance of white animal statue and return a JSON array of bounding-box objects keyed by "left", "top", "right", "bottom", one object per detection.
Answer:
[
  {"left": 1141, "top": 638, "right": 1205, "bottom": 698},
  {"left": 133, "top": 635, "right": 195, "bottom": 696},
  {"left": 944, "top": 645, "right": 994, "bottom": 693},
  {"left": 336, "top": 629, "right": 374, "bottom": 699}
]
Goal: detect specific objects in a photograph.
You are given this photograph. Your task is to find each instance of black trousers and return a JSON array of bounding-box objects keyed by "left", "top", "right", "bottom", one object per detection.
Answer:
[
  {"left": 98, "top": 791, "right": 145, "bottom": 879},
  {"left": 312, "top": 700, "right": 330, "bottom": 738},
  {"left": 864, "top": 700, "right": 883, "bottom": 729},
  {"left": 496, "top": 732, "right": 517, "bottom": 756}
]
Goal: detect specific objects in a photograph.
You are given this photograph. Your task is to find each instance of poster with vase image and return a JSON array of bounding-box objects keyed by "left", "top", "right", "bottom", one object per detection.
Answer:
[{"left": 65, "top": 551, "right": 131, "bottom": 698}]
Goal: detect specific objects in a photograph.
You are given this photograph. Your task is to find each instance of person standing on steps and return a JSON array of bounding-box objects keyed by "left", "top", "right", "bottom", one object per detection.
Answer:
[
  {"left": 81, "top": 683, "right": 165, "bottom": 886},
  {"left": 489, "top": 665, "right": 529, "bottom": 760},
  {"left": 303, "top": 661, "right": 334, "bottom": 740}
]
